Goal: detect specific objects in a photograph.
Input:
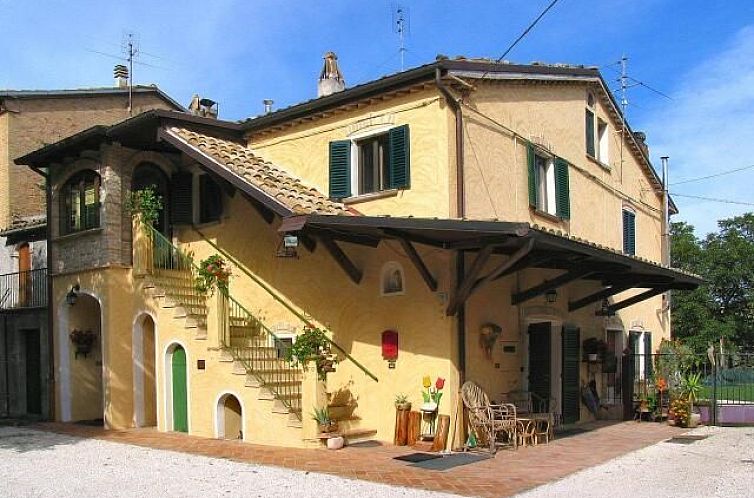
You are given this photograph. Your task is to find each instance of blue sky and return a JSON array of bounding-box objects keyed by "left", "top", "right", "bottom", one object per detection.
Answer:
[{"left": 1, "top": 0, "right": 753, "bottom": 236}]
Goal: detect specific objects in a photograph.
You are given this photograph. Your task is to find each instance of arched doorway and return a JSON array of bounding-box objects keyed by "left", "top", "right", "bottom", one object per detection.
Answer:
[
  {"left": 166, "top": 344, "right": 188, "bottom": 432},
  {"left": 62, "top": 292, "right": 104, "bottom": 424},
  {"left": 131, "top": 163, "right": 170, "bottom": 236},
  {"left": 216, "top": 393, "right": 243, "bottom": 440},
  {"left": 133, "top": 314, "right": 157, "bottom": 427}
]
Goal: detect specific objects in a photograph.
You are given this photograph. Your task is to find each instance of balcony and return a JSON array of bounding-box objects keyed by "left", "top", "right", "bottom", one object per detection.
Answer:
[{"left": 0, "top": 268, "right": 48, "bottom": 310}]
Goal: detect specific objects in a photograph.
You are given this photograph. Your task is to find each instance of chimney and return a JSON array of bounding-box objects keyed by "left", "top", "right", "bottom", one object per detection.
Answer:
[
  {"left": 633, "top": 131, "right": 649, "bottom": 157},
  {"left": 263, "top": 99, "right": 274, "bottom": 114},
  {"left": 187, "top": 94, "right": 218, "bottom": 119},
  {"left": 317, "top": 51, "right": 345, "bottom": 97},
  {"left": 114, "top": 64, "right": 129, "bottom": 88}
]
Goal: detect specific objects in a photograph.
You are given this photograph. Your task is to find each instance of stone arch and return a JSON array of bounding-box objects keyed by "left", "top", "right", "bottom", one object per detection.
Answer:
[
  {"left": 215, "top": 391, "right": 245, "bottom": 440},
  {"left": 132, "top": 312, "right": 158, "bottom": 427}
]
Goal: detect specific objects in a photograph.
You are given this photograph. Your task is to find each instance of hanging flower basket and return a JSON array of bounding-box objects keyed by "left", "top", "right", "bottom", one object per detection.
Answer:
[
  {"left": 195, "top": 254, "right": 232, "bottom": 295},
  {"left": 70, "top": 329, "right": 97, "bottom": 358}
]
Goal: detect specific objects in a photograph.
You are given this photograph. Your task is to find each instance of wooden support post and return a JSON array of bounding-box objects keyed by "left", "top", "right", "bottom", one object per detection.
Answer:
[
  {"left": 407, "top": 411, "right": 421, "bottom": 446},
  {"left": 397, "top": 238, "right": 437, "bottom": 292},
  {"left": 320, "top": 236, "right": 363, "bottom": 284},
  {"left": 394, "top": 408, "right": 410, "bottom": 445},
  {"left": 446, "top": 245, "right": 494, "bottom": 316}
]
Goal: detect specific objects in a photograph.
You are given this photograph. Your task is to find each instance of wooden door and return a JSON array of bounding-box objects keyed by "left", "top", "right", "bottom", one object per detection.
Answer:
[
  {"left": 561, "top": 325, "right": 581, "bottom": 424},
  {"left": 528, "top": 323, "right": 552, "bottom": 410},
  {"left": 171, "top": 347, "right": 188, "bottom": 432},
  {"left": 18, "top": 244, "right": 30, "bottom": 306}
]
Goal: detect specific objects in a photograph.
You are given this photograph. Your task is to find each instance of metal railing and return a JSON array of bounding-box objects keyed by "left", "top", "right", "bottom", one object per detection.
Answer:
[
  {"left": 0, "top": 268, "right": 47, "bottom": 310},
  {"left": 136, "top": 223, "right": 304, "bottom": 418},
  {"left": 193, "top": 227, "right": 378, "bottom": 383}
]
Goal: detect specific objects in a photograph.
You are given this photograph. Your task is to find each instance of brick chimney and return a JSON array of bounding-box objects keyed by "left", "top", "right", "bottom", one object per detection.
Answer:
[{"left": 318, "top": 51, "right": 345, "bottom": 97}]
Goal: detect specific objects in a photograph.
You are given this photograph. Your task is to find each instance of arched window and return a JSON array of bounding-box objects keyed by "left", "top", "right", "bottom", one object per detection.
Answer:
[{"left": 61, "top": 170, "right": 100, "bottom": 234}]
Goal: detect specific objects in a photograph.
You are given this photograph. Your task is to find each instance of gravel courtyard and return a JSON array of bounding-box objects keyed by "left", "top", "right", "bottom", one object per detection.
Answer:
[
  {"left": 1, "top": 425, "right": 753, "bottom": 497},
  {"left": 0, "top": 426, "right": 459, "bottom": 498}
]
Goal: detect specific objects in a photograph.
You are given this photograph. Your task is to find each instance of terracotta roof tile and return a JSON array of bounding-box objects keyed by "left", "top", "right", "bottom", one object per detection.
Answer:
[{"left": 166, "top": 127, "right": 350, "bottom": 216}]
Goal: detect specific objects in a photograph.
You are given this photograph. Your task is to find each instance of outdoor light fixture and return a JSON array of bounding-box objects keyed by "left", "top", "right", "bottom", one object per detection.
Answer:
[
  {"left": 545, "top": 289, "right": 558, "bottom": 303},
  {"left": 66, "top": 283, "right": 80, "bottom": 306},
  {"left": 276, "top": 233, "right": 299, "bottom": 258},
  {"left": 597, "top": 298, "right": 616, "bottom": 317}
]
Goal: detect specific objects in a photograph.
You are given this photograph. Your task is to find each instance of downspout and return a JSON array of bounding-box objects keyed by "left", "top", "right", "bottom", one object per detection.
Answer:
[
  {"left": 3, "top": 314, "right": 8, "bottom": 416},
  {"left": 435, "top": 67, "right": 464, "bottom": 219},
  {"left": 32, "top": 165, "right": 54, "bottom": 421}
]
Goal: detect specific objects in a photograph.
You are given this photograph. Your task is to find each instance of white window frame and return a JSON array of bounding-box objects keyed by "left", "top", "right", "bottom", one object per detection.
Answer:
[
  {"left": 348, "top": 124, "right": 394, "bottom": 197},
  {"left": 597, "top": 119, "right": 609, "bottom": 165},
  {"left": 534, "top": 151, "right": 557, "bottom": 216}
]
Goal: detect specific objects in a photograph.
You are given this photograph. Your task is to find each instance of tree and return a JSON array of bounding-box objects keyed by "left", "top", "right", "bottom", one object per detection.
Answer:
[{"left": 670, "top": 213, "right": 754, "bottom": 352}]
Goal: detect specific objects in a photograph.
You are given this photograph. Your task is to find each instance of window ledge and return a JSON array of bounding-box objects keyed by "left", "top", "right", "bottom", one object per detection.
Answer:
[
  {"left": 53, "top": 227, "right": 103, "bottom": 242},
  {"left": 530, "top": 207, "right": 566, "bottom": 224},
  {"left": 586, "top": 154, "right": 611, "bottom": 171},
  {"left": 343, "top": 189, "right": 400, "bottom": 205}
]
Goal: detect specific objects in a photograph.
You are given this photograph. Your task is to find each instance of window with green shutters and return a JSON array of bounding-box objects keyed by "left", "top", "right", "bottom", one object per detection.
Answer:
[
  {"left": 527, "top": 143, "right": 570, "bottom": 220},
  {"left": 622, "top": 208, "right": 636, "bottom": 255},
  {"left": 328, "top": 124, "right": 410, "bottom": 199},
  {"left": 585, "top": 109, "right": 596, "bottom": 157}
]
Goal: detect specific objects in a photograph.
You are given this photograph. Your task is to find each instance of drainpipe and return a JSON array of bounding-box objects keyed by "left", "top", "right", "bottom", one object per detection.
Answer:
[
  {"left": 32, "top": 165, "right": 54, "bottom": 421},
  {"left": 661, "top": 156, "right": 672, "bottom": 336},
  {"left": 3, "top": 314, "right": 8, "bottom": 416},
  {"left": 435, "top": 67, "right": 464, "bottom": 219}
]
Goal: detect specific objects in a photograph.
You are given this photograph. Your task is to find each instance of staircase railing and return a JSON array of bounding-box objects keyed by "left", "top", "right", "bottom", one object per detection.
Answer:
[
  {"left": 138, "top": 223, "right": 304, "bottom": 418},
  {"left": 193, "top": 227, "right": 378, "bottom": 383}
]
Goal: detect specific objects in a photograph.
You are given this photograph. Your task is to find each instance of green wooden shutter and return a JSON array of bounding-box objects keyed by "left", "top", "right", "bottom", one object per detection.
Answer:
[
  {"left": 562, "top": 325, "right": 581, "bottom": 424},
  {"left": 388, "top": 125, "right": 410, "bottom": 189},
  {"left": 555, "top": 158, "right": 570, "bottom": 219},
  {"left": 328, "top": 140, "right": 351, "bottom": 199},
  {"left": 622, "top": 210, "right": 636, "bottom": 255},
  {"left": 585, "top": 109, "right": 595, "bottom": 157},
  {"left": 170, "top": 172, "right": 193, "bottom": 225},
  {"left": 644, "top": 332, "right": 653, "bottom": 380},
  {"left": 527, "top": 143, "right": 537, "bottom": 207}
]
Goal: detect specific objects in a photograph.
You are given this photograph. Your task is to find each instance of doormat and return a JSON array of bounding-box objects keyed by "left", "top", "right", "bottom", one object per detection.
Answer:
[
  {"left": 394, "top": 452, "right": 441, "bottom": 463},
  {"left": 74, "top": 419, "right": 104, "bottom": 427},
  {"left": 409, "top": 452, "right": 491, "bottom": 471},
  {"left": 665, "top": 435, "right": 708, "bottom": 444}
]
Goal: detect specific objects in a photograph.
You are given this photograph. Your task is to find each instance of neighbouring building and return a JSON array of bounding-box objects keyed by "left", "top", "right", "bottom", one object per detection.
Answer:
[
  {"left": 18, "top": 55, "right": 699, "bottom": 446},
  {"left": 0, "top": 83, "right": 182, "bottom": 419}
]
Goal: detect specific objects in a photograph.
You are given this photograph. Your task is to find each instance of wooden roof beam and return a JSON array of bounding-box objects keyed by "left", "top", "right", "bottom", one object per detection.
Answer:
[
  {"left": 600, "top": 286, "right": 670, "bottom": 314},
  {"left": 512, "top": 268, "right": 594, "bottom": 305},
  {"left": 397, "top": 237, "right": 437, "bottom": 292},
  {"left": 320, "top": 236, "right": 363, "bottom": 285},
  {"left": 568, "top": 283, "right": 636, "bottom": 312},
  {"left": 446, "top": 245, "right": 495, "bottom": 316}
]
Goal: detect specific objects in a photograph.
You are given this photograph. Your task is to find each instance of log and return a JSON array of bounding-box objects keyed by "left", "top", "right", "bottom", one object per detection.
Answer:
[
  {"left": 407, "top": 411, "right": 421, "bottom": 446},
  {"left": 394, "top": 408, "right": 410, "bottom": 445},
  {"left": 431, "top": 415, "right": 450, "bottom": 452}
]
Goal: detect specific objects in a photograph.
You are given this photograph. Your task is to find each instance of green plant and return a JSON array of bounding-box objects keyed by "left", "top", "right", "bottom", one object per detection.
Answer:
[
  {"left": 394, "top": 393, "right": 410, "bottom": 408},
  {"left": 311, "top": 406, "right": 331, "bottom": 425},
  {"left": 670, "top": 397, "right": 690, "bottom": 426},
  {"left": 582, "top": 337, "right": 607, "bottom": 360},
  {"left": 286, "top": 325, "right": 337, "bottom": 380},
  {"left": 681, "top": 372, "right": 703, "bottom": 411},
  {"left": 195, "top": 254, "right": 231, "bottom": 295},
  {"left": 126, "top": 186, "right": 163, "bottom": 228}
]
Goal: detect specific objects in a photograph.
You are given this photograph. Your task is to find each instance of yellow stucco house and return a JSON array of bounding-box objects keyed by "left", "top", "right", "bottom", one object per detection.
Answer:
[{"left": 18, "top": 56, "right": 699, "bottom": 448}]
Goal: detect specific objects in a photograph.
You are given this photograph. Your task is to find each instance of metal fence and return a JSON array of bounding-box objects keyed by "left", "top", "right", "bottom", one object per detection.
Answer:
[
  {"left": 0, "top": 269, "right": 48, "bottom": 310},
  {"left": 622, "top": 352, "right": 754, "bottom": 426}
]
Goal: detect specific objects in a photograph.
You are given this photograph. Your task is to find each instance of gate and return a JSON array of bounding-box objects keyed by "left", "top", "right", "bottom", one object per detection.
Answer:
[{"left": 623, "top": 351, "right": 754, "bottom": 426}]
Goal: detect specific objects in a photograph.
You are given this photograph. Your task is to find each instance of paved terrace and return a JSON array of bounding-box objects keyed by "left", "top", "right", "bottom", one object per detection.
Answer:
[{"left": 31, "top": 421, "right": 684, "bottom": 497}]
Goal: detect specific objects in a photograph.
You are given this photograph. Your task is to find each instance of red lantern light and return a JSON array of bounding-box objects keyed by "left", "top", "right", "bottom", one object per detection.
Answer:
[{"left": 382, "top": 330, "right": 398, "bottom": 361}]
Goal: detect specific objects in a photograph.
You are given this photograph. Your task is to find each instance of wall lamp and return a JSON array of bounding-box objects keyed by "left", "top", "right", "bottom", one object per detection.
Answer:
[
  {"left": 276, "top": 233, "right": 299, "bottom": 258},
  {"left": 66, "top": 283, "right": 80, "bottom": 306},
  {"left": 545, "top": 289, "right": 558, "bottom": 304}
]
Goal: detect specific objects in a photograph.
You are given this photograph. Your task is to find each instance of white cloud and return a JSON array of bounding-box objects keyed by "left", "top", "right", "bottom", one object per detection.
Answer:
[{"left": 644, "top": 25, "right": 754, "bottom": 237}]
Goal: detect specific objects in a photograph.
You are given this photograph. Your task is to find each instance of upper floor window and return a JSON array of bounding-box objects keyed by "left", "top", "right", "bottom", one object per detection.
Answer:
[
  {"left": 597, "top": 119, "right": 609, "bottom": 165},
  {"left": 199, "top": 174, "right": 223, "bottom": 223},
  {"left": 585, "top": 108, "right": 596, "bottom": 158},
  {"left": 328, "top": 124, "right": 410, "bottom": 199},
  {"left": 527, "top": 144, "right": 570, "bottom": 219},
  {"left": 622, "top": 207, "right": 636, "bottom": 255},
  {"left": 61, "top": 170, "right": 100, "bottom": 234}
]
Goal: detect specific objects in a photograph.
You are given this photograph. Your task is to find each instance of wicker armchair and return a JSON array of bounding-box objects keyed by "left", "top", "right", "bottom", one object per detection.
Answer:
[{"left": 461, "top": 381, "right": 517, "bottom": 453}]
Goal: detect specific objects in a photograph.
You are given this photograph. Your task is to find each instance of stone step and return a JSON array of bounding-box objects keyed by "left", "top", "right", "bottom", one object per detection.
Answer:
[{"left": 342, "top": 428, "right": 379, "bottom": 445}]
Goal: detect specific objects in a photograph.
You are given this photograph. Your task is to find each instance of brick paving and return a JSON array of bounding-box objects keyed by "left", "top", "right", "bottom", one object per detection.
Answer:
[{"left": 33, "top": 421, "right": 685, "bottom": 497}]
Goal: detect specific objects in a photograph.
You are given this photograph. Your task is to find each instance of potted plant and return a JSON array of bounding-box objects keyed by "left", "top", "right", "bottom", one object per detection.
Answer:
[
  {"left": 582, "top": 337, "right": 607, "bottom": 362},
  {"left": 195, "top": 254, "right": 232, "bottom": 295},
  {"left": 69, "top": 329, "right": 97, "bottom": 358},
  {"left": 311, "top": 406, "right": 338, "bottom": 434},
  {"left": 681, "top": 372, "right": 703, "bottom": 427},
  {"left": 669, "top": 397, "right": 690, "bottom": 427},
  {"left": 286, "top": 325, "right": 338, "bottom": 380},
  {"left": 126, "top": 186, "right": 163, "bottom": 229},
  {"left": 394, "top": 393, "right": 411, "bottom": 411}
]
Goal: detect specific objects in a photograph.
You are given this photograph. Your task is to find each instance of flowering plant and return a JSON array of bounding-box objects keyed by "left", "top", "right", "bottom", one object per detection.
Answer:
[
  {"left": 69, "top": 329, "right": 96, "bottom": 346},
  {"left": 421, "top": 376, "right": 445, "bottom": 410},
  {"left": 655, "top": 376, "right": 668, "bottom": 392},
  {"left": 195, "top": 254, "right": 232, "bottom": 295}
]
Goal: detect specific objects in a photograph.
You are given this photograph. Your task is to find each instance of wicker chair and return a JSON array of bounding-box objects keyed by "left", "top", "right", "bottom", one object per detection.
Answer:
[{"left": 461, "top": 381, "right": 518, "bottom": 454}]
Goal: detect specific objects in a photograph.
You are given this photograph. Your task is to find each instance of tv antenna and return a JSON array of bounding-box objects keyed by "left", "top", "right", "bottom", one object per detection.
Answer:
[
  {"left": 122, "top": 32, "right": 139, "bottom": 115},
  {"left": 391, "top": 3, "right": 410, "bottom": 71}
]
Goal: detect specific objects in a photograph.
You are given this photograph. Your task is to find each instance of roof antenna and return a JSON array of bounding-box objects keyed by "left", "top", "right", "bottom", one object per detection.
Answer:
[
  {"left": 122, "top": 32, "right": 139, "bottom": 115},
  {"left": 391, "top": 3, "right": 410, "bottom": 71}
]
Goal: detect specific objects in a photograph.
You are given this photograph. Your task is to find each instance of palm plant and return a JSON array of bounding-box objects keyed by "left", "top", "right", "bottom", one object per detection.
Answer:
[{"left": 681, "top": 372, "right": 703, "bottom": 412}]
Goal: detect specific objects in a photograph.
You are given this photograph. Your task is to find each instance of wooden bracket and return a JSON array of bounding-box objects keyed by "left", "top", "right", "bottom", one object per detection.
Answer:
[
  {"left": 470, "top": 239, "right": 535, "bottom": 296},
  {"left": 446, "top": 245, "right": 494, "bottom": 316},
  {"left": 320, "top": 236, "right": 363, "bottom": 285},
  {"left": 397, "top": 238, "right": 437, "bottom": 292},
  {"left": 568, "top": 283, "right": 635, "bottom": 312},
  {"left": 511, "top": 268, "right": 593, "bottom": 305},
  {"left": 601, "top": 286, "right": 670, "bottom": 314}
]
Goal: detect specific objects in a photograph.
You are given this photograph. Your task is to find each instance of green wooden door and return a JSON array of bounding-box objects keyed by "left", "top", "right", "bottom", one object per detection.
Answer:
[
  {"left": 561, "top": 325, "right": 581, "bottom": 424},
  {"left": 528, "top": 323, "right": 552, "bottom": 409},
  {"left": 171, "top": 347, "right": 188, "bottom": 432}
]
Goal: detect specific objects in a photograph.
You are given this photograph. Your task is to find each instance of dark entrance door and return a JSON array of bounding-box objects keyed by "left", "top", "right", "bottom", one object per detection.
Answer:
[
  {"left": 562, "top": 325, "right": 581, "bottom": 424},
  {"left": 528, "top": 322, "right": 551, "bottom": 409},
  {"left": 24, "top": 329, "right": 41, "bottom": 415}
]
